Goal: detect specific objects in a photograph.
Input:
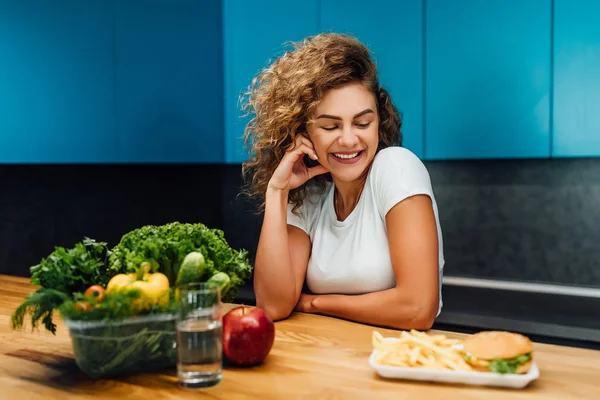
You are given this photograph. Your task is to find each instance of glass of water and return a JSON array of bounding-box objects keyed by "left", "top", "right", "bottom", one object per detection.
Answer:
[{"left": 175, "top": 282, "right": 222, "bottom": 388}]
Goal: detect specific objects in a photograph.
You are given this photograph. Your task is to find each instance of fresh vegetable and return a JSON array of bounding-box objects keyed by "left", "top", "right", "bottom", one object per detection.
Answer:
[
  {"left": 76, "top": 301, "right": 92, "bottom": 312},
  {"left": 175, "top": 251, "right": 208, "bottom": 286},
  {"left": 10, "top": 289, "right": 71, "bottom": 334},
  {"left": 30, "top": 237, "right": 115, "bottom": 295},
  {"left": 109, "top": 222, "right": 252, "bottom": 302},
  {"left": 10, "top": 238, "right": 120, "bottom": 334},
  {"left": 106, "top": 267, "right": 170, "bottom": 312},
  {"left": 11, "top": 221, "right": 253, "bottom": 338},
  {"left": 84, "top": 285, "right": 106, "bottom": 303},
  {"left": 65, "top": 314, "right": 177, "bottom": 378},
  {"left": 60, "top": 288, "right": 178, "bottom": 379},
  {"left": 488, "top": 354, "right": 532, "bottom": 374},
  {"left": 59, "top": 289, "right": 166, "bottom": 322},
  {"left": 207, "top": 272, "right": 231, "bottom": 297},
  {"left": 128, "top": 272, "right": 170, "bottom": 309}
]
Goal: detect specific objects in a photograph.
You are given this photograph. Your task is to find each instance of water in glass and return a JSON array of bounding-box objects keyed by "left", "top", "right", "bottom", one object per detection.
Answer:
[{"left": 176, "top": 283, "right": 222, "bottom": 388}]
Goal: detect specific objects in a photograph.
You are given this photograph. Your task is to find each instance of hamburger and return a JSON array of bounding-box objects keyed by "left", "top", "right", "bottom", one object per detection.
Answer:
[{"left": 462, "top": 331, "right": 534, "bottom": 374}]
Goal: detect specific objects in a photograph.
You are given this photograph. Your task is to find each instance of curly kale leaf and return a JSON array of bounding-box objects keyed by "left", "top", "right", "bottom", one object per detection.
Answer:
[{"left": 109, "top": 222, "right": 253, "bottom": 302}]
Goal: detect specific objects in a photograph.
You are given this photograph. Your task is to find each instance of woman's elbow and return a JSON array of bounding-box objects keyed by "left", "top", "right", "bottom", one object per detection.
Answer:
[
  {"left": 255, "top": 298, "right": 293, "bottom": 322},
  {"left": 409, "top": 309, "right": 436, "bottom": 330},
  {"left": 265, "top": 306, "right": 292, "bottom": 322},
  {"left": 398, "top": 300, "right": 438, "bottom": 330}
]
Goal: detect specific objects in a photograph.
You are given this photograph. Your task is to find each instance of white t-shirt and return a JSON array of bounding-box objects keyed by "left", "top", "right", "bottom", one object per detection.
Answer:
[{"left": 287, "top": 146, "right": 444, "bottom": 315}]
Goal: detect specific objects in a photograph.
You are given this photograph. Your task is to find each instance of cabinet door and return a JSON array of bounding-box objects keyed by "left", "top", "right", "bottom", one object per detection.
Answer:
[
  {"left": 425, "top": 0, "right": 552, "bottom": 160},
  {"left": 320, "top": 0, "right": 424, "bottom": 158},
  {"left": 115, "top": 0, "right": 224, "bottom": 163},
  {"left": 223, "top": 0, "right": 319, "bottom": 163},
  {"left": 553, "top": 0, "right": 600, "bottom": 157},
  {"left": 0, "top": 0, "right": 115, "bottom": 163}
]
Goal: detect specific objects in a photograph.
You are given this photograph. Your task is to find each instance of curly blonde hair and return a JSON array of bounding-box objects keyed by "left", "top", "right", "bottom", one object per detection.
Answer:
[{"left": 240, "top": 33, "right": 402, "bottom": 213}]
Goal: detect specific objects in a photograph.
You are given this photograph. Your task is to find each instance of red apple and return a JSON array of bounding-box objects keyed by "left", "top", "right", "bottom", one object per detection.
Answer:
[{"left": 222, "top": 305, "right": 275, "bottom": 366}]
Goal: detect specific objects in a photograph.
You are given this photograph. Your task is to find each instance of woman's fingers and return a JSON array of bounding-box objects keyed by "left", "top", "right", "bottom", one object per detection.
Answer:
[
  {"left": 285, "top": 142, "right": 317, "bottom": 162},
  {"left": 292, "top": 135, "right": 318, "bottom": 160},
  {"left": 307, "top": 164, "right": 329, "bottom": 179}
]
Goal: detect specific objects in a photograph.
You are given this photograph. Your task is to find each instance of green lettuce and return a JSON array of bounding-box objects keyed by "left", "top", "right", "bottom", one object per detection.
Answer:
[
  {"left": 109, "top": 222, "right": 252, "bottom": 302},
  {"left": 488, "top": 353, "right": 532, "bottom": 374}
]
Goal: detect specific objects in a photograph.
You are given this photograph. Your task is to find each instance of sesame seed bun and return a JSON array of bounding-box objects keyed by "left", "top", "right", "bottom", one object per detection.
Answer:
[{"left": 463, "top": 331, "right": 533, "bottom": 360}]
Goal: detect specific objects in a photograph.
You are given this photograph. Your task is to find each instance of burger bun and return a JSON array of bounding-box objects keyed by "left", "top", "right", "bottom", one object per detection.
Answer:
[{"left": 463, "top": 331, "right": 533, "bottom": 360}]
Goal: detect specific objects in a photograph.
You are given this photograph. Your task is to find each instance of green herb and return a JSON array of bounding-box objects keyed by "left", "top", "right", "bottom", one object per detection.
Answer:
[
  {"left": 30, "top": 237, "right": 116, "bottom": 294},
  {"left": 488, "top": 353, "right": 532, "bottom": 374},
  {"left": 11, "top": 238, "right": 120, "bottom": 333},
  {"left": 10, "top": 288, "right": 70, "bottom": 334}
]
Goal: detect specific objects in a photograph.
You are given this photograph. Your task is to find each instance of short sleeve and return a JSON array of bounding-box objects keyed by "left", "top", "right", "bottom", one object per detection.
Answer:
[
  {"left": 287, "top": 201, "right": 309, "bottom": 234},
  {"left": 371, "top": 147, "right": 435, "bottom": 217}
]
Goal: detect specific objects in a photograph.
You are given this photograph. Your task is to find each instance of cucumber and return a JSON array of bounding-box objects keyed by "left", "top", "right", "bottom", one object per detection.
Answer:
[
  {"left": 175, "top": 251, "right": 207, "bottom": 286},
  {"left": 206, "top": 272, "right": 231, "bottom": 296}
]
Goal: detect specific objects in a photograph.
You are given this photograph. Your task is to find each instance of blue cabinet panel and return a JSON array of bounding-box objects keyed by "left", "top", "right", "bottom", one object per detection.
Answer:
[
  {"left": 0, "top": 0, "right": 115, "bottom": 163},
  {"left": 320, "top": 0, "right": 424, "bottom": 158},
  {"left": 425, "top": 0, "right": 551, "bottom": 160},
  {"left": 115, "top": 0, "right": 224, "bottom": 163},
  {"left": 223, "top": 0, "right": 319, "bottom": 163},
  {"left": 553, "top": 0, "right": 600, "bottom": 157}
]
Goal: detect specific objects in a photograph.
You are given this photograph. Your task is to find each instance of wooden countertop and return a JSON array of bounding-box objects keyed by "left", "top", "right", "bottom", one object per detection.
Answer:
[{"left": 1, "top": 274, "right": 599, "bottom": 399}]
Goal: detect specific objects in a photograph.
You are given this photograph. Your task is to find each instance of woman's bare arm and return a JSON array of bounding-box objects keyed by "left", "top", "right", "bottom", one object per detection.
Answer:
[
  {"left": 253, "top": 187, "right": 311, "bottom": 321},
  {"left": 299, "top": 194, "right": 440, "bottom": 330}
]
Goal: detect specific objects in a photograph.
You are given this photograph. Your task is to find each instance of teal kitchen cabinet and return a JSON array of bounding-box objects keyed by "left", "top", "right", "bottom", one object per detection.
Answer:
[
  {"left": 553, "top": 0, "right": 600, "bottom": 157},
  {"left": 114, "top": 0, "right": 224, "bottom": 163},
  {"left": 320, "top": 0, "right": 424, "bottom": 158},
  {"left": 223, "top": 0, "right": 320, "bottom": 163},
  {"left": 0, "top": 0, "right": 115, "bottom": 163},
  {"left": 425, "top": 0, "right": 552, "bottom": 160}
]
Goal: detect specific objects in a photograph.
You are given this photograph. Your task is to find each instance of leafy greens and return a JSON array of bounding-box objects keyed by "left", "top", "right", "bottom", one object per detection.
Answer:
[
  {"left": 488, "top": 353, "right": 532, "bottom": 374},
  {"left": 109, "top": 222, "right": 253, "bottom": 302},
  {"left": 11, "top": 222, "right": 253, "bottom": 334},
  {"left": 30, "top": 237, "right": 115, "bottom": 294},
  {"left": 11, "top": 238, "right": 118, "bottom": 334}
]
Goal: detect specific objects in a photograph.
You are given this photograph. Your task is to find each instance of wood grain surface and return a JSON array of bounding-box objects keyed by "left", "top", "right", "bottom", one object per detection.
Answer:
[{"left": 1, "top": 274, "right": 599, "bottom": 399}]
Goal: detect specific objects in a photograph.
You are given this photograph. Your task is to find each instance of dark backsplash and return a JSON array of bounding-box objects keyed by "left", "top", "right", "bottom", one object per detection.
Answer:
[
  {"left": 425, "top": 157, "right": 600, "bottom": 287},
  {"left": 2, "top": 157, "right": 600, "bottom": 288},
  {"left": 0, "top": 164, "right": 224, "bottom": 277}
]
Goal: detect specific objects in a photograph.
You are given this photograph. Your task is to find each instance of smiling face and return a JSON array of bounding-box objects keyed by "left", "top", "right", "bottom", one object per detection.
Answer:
[{"left": 307, "top": 82, "right": 379, "bottom": 184}]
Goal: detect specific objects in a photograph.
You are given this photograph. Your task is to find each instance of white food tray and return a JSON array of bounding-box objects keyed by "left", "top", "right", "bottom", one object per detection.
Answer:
[{"left": 368, "top": 348, "right": 540, "bottom": 389}]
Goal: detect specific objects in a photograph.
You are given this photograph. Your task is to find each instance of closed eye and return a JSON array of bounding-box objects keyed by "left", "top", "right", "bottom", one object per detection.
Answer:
[{"left": 321, "top": 122, "right": 371, "bottom": 131}]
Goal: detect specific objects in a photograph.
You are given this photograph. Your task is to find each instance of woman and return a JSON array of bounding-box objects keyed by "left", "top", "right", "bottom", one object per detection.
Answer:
[{"left": 241, "top": 33, "right": 444, "bottom": 330}]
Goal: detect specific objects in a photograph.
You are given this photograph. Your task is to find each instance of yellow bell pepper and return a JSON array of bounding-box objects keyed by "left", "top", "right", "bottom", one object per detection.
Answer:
[
  {"left": 106, "top": 263, "right": 170, "bottom": 311},
  {"left": 129, "top": 272, "right": 170, "bottom": 308},
  {"left": 106, "top": 274, "right": 135, "bottom": 292}
]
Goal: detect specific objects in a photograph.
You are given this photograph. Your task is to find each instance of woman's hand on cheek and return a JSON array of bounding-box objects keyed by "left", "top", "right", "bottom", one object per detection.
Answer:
[
  {"left": 268, "top": 135, "right": 329, "bottom": 193},
  {"left": 294, "top": 293, "right": 317, "bottom": 313}
]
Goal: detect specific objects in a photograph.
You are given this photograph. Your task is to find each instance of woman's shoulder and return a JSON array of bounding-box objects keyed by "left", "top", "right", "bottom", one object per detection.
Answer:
[
  {"left": 368, "top": 146, "right": 433, "bottom": 197},
  {"left": 371, "top": 146, "right": 427, "bottom": 173}
]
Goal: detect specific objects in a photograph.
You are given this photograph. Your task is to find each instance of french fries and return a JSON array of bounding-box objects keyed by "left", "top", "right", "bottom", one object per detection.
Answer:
[{"left": 372, "top": 330, "right": 473, "bottom": 371}]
